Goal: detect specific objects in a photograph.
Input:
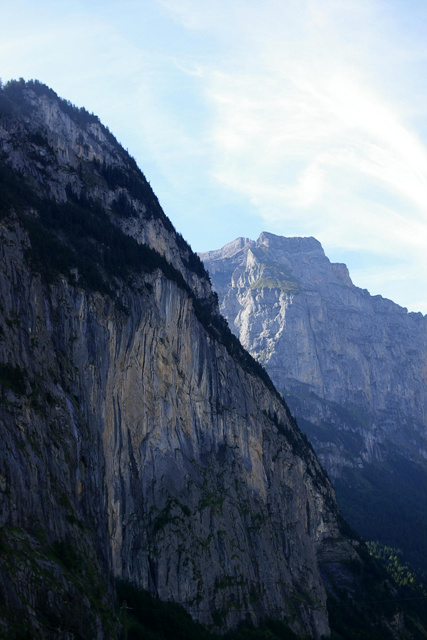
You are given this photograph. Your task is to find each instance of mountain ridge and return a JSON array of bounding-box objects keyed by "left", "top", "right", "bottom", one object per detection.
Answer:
[{"left": 0, "top": 79, "right": 424, "bottom": 639}]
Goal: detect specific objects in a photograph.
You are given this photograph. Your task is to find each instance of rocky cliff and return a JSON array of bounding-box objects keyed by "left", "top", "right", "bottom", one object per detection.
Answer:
[
  {"left": 200, "top": 233, "right": 427, "bottom": 574},
  {"left": 0, "top": 80, "right": 418, "bottom": 639}
]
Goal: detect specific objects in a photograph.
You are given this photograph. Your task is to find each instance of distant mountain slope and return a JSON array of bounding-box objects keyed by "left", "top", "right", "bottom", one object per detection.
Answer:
[{"left": 200, "top": 233, "right": 427, "bottom": 575}]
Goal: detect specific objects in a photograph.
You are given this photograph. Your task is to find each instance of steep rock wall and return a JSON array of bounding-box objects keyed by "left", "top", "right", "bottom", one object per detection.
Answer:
[
  {"left": 200, "top": 233, "right": 427, "bottom": 476},
  {"left": 0, "top": 210, "right": 350, "bottom": 638},
  {"left": 0, "top": 81, "right": 408, "bottom": 639}
]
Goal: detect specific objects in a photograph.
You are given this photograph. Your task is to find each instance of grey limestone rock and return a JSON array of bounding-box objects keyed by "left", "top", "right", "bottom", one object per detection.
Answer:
[
  {"left": 200, "top": 232, "right": 427, "bottom": 477},
  {"left": 200, "top": 233, "right": 427, "bottom": 579}
]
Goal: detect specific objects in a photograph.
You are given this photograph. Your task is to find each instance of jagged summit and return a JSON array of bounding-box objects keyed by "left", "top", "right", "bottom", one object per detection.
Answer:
[
  {"left": 258, "top": 231, "right": 323, "bottom": 253},
  {"left": 204, "top": 233, "right": 324, "bottom": 260},
  {"left": 202, "top": 232, "right": 354, "bottom": 299}
]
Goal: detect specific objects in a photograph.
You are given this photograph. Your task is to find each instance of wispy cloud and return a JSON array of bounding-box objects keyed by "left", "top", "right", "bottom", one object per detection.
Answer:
[
  {"left": 157, "top": 0, "right": 427, "bottom": 310},
  {"left": 1, "top": 0, "right": 425, "bottom": 311}
]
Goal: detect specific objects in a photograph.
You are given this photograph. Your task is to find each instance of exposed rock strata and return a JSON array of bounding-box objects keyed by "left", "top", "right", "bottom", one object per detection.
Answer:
[
  {"left": 200, "top": 233, "right": 427, "bottom": 477},
  {"left": 200, "top": 234, "right": 427, "bottom": 577}
]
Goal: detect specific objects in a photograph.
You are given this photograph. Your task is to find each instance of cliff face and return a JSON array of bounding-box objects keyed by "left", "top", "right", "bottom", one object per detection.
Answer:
[
  {"left": 200, "top": 233, "right": 427, "bottom": 572},
  {"left": 0, "top": 81, "right": 409, "bottom": 639}
]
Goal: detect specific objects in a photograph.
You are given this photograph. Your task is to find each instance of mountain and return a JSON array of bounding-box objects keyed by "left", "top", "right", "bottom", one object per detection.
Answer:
[
  {"left": 200, "top": 233, "right": 427, "bottom": 576},
  {"left": 0, "top": 80, "right": 424, "bottom": 640}
]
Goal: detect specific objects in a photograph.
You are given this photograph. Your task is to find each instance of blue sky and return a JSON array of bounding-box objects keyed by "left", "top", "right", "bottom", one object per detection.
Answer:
[{"left": 1, "top": 0, "right": 426, "bottom": 313}]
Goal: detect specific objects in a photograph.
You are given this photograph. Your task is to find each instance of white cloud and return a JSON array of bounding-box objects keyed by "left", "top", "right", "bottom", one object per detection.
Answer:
[
  {"left": 293, "top": 163, "right": 324, "bottom": 207},
  {"left": 0, "top": 0, "right": 425, "bottom": 311},
  {"left": 207, "top": 57, "right": 427, "bottom": 211},
  {"left": 169, "top": 0, "right": 425, "bottom": 313}
]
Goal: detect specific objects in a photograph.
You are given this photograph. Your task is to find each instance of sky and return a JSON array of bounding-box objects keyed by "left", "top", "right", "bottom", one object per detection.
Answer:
[{"left": 1, "top": 0, "right": 426, "bottom": 313}]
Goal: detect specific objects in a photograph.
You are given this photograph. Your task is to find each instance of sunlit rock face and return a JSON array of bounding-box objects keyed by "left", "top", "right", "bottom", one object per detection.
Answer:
[
  {"left": 200, "top": 233, "right": 427, "bottom": 477},
  {"left": 0, "top": 81, "right": 408, "bottom": 639},
  {"left": 201, "top": 235, "right": 427, "bottom": 578}
]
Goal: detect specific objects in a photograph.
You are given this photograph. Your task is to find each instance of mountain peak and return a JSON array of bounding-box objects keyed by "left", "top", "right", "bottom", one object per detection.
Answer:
[
  {"left": 257, "top": 231, "right": 324, "bottom": 254},
  {"left": 199, "top": 233, "right": 353, "bottom": 293}
]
